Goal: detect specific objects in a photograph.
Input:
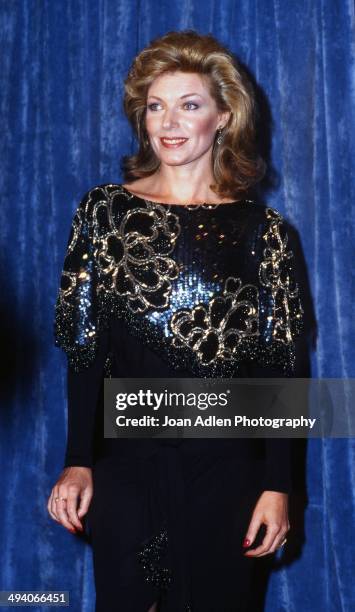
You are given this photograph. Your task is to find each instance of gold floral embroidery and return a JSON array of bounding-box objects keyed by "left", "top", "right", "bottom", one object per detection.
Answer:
[
  {"left": 95, "top": 202, "right": 181, "bottom": 313},
  {"left": 259, "top": 207, "right": 304, "bottom": 343},
  {"left": 167, "top": 207, "right": 303, "bottom": 368},
  {"left": 58, "top": 204, "right": 88, "bottom": 300},
  {"left": 169, "top": 276, "right": 259, "bottom": 365}
]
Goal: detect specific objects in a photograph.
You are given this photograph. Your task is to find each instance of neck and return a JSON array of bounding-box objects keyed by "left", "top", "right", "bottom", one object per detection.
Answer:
[{"left": 149, "top": 163, "right": 219, "bottom": 204}]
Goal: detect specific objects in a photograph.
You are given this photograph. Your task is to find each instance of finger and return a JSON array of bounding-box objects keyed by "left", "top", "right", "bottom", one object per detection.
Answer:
[
  {"left": 66, "top": 489, "right": 84, "bottom": 531},
  {"left": 50, "top": 488, "right": 61, "bottom": 522},
  {"left": 47, "top": 491, "right": 59, "bottom": 523},
  {"left": 242, "top": 515, "right": 262, "bottom": 550},
  {"left": 259, "top": 522, "right": 290, "bottom": 557},
  {"left": 55, "top": 494, "right": 77, "bottom": 533},
  {"left": 259, "top": 530, "right": 288, "bottom": 556},
  {"left": 47, "top": 492, "right": 60, "bottom": 523},
  {"left": 244, "top": 523, "right": 281, "bottom": 557},
  {"left": 77, "top": 487, "right": 92, "bottom": 520}
]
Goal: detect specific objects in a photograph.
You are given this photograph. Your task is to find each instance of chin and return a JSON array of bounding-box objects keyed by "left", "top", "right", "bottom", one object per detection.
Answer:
[
  {"left": 162, "top": 158, "right": 191, "bottom": 166},
  {"left": 159, "top": 152, "right": 190, "bottom": 162}
]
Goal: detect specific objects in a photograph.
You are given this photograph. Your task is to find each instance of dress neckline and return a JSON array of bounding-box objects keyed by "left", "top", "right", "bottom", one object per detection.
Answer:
[{"left": 119, "top": 184, "right": 246, "bottom": 209}]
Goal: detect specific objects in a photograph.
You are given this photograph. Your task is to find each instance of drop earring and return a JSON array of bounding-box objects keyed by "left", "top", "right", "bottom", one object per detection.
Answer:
[{"left": 216, "top": 127, "right": 224, "bottom": 145}]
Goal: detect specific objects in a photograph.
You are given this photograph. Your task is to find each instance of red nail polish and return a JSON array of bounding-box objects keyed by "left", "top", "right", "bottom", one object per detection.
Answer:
[{"left": 242, "top": 538, "right": 250, "bottom": 547}]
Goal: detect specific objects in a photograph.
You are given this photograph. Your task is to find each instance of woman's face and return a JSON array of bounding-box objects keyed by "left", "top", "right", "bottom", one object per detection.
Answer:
[{"left": 145, "top": 71, "right": 230, "bottom": 165}]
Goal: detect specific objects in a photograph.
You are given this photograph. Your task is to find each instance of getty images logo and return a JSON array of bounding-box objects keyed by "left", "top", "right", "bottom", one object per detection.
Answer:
[{"left": 115, "top": 388, "right": 231, "bottom": 411}]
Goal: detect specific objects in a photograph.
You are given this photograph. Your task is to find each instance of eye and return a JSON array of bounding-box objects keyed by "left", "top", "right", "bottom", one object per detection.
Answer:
[
  {"left": 183, "top": 102, "right": 199, "bottom": 110},
  {"left": 147, "top": 103, "right": 161, "bottom": 111}
]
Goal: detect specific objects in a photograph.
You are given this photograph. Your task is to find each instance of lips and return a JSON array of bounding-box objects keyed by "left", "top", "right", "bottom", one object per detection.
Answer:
[{"left": 160, "top": 137, "right": 189, "bottom": 148}]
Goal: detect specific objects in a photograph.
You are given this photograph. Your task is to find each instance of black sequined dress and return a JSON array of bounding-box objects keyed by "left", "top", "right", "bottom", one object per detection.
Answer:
[{"left": 54, "top": 183, "right": 305, "bottom": 612}]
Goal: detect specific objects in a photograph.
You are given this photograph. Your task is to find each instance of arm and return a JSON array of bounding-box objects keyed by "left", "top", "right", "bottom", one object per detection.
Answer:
[
  {"left": 242, "top": 359, "right": 293, "bottom": 558},
  {"left": 246, "top": 360, "right": 294, "bottom": 495},
  {"left": 254, "top": 208, "right": 306, "bottom": 495},
  {"left": 64, "top": 324, "right": 109, "bottom": 468},
  {"left": 242, "top": 208, "right": 306, "bottom": 556},
  {"left": 49, "top": 310, "right": 109, "bottom": 534},
  {"left": 48, "top": 187, "right": 109, "bottom": 533}
]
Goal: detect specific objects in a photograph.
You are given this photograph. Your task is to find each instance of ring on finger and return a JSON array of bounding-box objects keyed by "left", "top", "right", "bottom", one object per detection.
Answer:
[
  {"left": 54, "top": 497, "right": 67, "bottom": 502},
  {"left": 277, "top": 537, "right": 287, "bottom": 549}
]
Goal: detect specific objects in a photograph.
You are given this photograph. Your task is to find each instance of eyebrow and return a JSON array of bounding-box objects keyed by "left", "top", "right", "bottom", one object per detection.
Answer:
[{"left": 147, "top": 93, "right": 204, "bottom": 100}]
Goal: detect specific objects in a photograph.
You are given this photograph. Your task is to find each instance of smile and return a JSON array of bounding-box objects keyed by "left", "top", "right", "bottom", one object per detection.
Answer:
[{"left": 160, "top": 137, "right": 189, "bottom": 148}]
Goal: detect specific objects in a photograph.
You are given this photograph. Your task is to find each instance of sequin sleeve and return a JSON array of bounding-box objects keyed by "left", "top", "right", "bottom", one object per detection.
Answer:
[
  {"left": 54, "top": 188, "right": 110, "bottom": 467},
  {"left": 249, "top": 208, "right": 306, "bottom": 494},
  {"left": 54, "top": 189, "right": 100, "bottom": 371}
]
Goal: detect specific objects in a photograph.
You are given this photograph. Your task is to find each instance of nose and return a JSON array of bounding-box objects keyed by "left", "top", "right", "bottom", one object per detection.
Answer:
[{"left": 161, "top": 108, "right": 179, "bottom": 130}]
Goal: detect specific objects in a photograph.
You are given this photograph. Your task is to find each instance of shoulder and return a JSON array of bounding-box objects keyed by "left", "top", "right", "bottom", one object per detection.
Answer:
[
  {"left": 247, "top": 199, "right": 285, "bottom": 222},
  {"left": 245, "top": 200, "right": 288, "bottom": 236},
  {"left": 76, "top": 182, "right": 123, "bottom": 206},
  {"left": 245, "top": 201, "right": 301, "bottom": 267},
  {"left": 73, "top": 183, "right": 129, "bottom": 220}
]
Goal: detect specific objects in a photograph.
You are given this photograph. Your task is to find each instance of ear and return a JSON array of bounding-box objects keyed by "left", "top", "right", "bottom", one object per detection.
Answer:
[{"left": 218, "top": 110, "right": 231, "bottom": 130}]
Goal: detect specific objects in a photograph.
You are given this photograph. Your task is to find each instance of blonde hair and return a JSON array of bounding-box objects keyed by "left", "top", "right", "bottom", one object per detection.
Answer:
[{"left": 121, "top": 29, "right": 266, "bottom": 201}]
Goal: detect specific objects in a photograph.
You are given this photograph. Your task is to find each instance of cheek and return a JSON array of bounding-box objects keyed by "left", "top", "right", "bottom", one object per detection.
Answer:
[
  {"left": 145, "top": 115, "right": 160, "bottom": 134},
  {"left": 186, "top": 116, "right": 217, "bottom": 139}
]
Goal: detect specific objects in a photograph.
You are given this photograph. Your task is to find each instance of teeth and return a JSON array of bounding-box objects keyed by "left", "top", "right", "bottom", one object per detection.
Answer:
[{"left": 162, "top": 138, "right": 187, "bottom": 144}]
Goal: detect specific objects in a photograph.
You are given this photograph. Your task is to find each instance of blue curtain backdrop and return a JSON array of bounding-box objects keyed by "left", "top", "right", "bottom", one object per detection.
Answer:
[{"left": 1, "top": 1, "right": 354, "bottom": 610}]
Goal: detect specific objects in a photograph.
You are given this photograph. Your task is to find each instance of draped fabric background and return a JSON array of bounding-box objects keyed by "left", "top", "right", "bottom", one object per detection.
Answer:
[{"left": 1, "top": 1, "right": 354, "bottom": 611}]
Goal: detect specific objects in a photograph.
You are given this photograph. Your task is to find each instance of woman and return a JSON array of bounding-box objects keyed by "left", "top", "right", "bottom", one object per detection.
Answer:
[{"left": 47, "top": 30, "right": 304, "bottom": 612}]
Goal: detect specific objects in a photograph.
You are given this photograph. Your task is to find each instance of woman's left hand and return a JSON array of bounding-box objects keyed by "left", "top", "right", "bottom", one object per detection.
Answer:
[{"left": 242, "top": 490, "right": 290, "bottom": 557}]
